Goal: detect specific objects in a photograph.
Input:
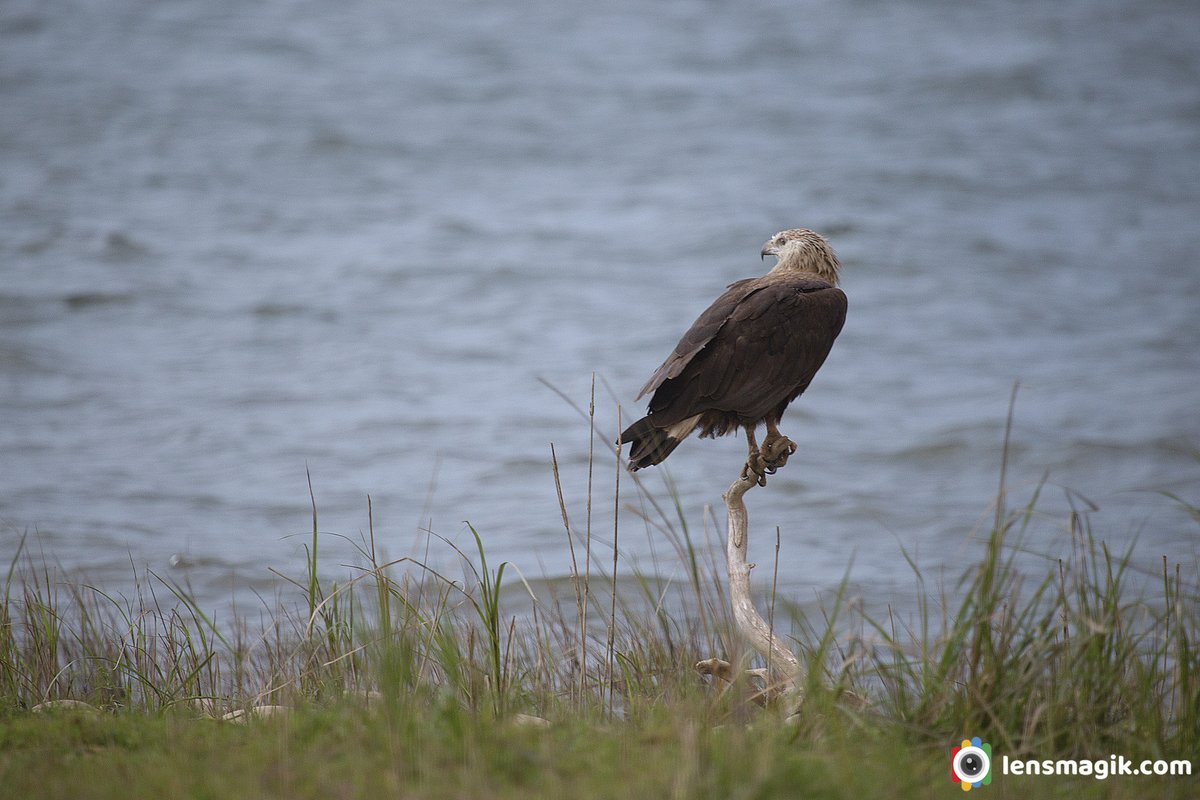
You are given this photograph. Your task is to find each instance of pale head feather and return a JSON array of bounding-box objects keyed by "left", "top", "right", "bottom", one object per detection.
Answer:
[{"left": 760, "top": 228, "right": 841, "bottom": 285}]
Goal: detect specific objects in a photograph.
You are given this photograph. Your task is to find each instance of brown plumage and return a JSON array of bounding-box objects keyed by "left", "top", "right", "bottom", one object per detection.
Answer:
[{"left": 619, "top": 228, "right": 847, "bottom": 483}]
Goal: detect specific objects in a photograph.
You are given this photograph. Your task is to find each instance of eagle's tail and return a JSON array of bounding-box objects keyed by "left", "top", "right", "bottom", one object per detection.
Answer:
[{"left": 619, "top": 416, "right": 687, "bottom": 470}]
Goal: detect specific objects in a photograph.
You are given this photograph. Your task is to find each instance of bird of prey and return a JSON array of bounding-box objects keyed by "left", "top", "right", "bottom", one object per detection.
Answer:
[{"left": 619, "top": 228, "right": 847, "bottom": 485}]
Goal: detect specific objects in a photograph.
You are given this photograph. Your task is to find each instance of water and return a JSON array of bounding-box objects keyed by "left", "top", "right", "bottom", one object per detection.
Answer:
[{"left": 3, "top": 0, "right": 1199, "bottom": 613}]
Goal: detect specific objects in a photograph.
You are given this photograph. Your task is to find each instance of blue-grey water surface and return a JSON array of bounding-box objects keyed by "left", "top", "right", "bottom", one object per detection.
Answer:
[{"left": 3, "top": 0, "right": 1199, "bottom": 612}]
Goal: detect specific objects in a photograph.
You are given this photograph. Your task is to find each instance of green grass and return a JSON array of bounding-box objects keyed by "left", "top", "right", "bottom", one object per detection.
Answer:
[
  {"left": 1, "top": 447, "right": 1197, "bottom": 798},
  {"left": 0, "top": 703, "right": 977, "bottom": 798}
]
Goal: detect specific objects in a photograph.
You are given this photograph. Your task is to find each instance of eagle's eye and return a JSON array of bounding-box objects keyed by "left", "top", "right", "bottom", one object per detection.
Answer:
[{"left": 775, "top": 237, "right": 786, "bottom": 246}]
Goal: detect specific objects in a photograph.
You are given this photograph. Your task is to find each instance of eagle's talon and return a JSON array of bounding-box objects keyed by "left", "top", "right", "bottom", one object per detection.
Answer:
[
  {"left": 762, "top": 452, "right": 789, "bottom": 470},
  {"left": 760, "top": 434, "right": 797, "bottom": 473},
  {"left": 742, "top": 456, "right": 769, "bottom": 487}
]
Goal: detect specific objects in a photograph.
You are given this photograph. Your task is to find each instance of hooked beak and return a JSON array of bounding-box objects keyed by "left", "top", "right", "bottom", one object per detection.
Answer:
[{"left": 760, "top": 244, "right": 776, "bottom": 261}]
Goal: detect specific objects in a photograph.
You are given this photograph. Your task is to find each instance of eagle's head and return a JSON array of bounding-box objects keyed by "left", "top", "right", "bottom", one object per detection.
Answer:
[{"left": 761, "top": 228, "right": 841, "bottom": 284}]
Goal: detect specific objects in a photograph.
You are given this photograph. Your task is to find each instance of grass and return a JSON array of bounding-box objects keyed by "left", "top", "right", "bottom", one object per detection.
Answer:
[
  {"left": 1, "top": 432, "right": 1197, "bottom": 798},
  {"left": 0, "top": 703, "right": 966, "bottom": 798}
]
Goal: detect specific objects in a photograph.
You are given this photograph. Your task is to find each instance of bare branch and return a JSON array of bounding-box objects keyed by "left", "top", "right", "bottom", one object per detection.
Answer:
[{"left": 714, "top": 474, "right": 803, "bottom": 695}]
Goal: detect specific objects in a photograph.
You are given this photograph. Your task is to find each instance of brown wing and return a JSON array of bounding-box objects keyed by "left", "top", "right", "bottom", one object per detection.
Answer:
[
  {"left": 644, "top": 278, "right": 847, "bottom": 426},
  {"left": 637, "top": 278, "right": 760, "bottom": 399}
]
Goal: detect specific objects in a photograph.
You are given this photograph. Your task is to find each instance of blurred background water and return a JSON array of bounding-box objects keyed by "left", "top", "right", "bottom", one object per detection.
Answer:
[{"left": 2, "top": 0, "right": 1198, "bottom": 613}]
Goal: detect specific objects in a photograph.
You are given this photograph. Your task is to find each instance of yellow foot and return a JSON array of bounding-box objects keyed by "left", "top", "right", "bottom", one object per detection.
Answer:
[
  {"left": 760, "top": 434, "right": 797, "bottom": 474},
  {"left": 741, "top": 454, "right": 769, "bottom": 487}
]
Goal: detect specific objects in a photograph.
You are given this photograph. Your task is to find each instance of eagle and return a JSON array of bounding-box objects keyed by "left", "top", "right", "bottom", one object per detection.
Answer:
[{"left": 619, "top": 228, "right": 847, "bottom": 485}]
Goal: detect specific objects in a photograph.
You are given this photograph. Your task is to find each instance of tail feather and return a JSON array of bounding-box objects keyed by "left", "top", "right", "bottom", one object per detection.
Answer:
[{"left": 619, "top": 416, "right": 685, "bottom": 470}]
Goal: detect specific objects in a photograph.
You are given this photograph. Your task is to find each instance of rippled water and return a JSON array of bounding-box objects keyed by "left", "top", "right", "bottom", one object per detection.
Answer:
[{"left": 3, "top": 0, "right": 1199, "bottom": 611}]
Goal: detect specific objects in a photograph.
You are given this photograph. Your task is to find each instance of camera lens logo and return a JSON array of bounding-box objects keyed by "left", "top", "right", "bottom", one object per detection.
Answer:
[{"left": 950, "top": 737, "right": 992, "bottom": 791}]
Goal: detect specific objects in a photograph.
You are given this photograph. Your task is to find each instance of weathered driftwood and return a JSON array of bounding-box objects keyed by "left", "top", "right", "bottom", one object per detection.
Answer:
[
  {"left": 31, "top": 699, "right": 99, "bottom": 714},
  {"left": 696, "top": 472, "right": 803, "bottom": 700},
  {"left": 220, "top": 704, "right": 291, "bottom": 722}
]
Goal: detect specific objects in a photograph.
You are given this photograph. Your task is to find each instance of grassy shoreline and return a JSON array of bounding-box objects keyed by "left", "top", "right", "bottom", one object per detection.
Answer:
[{"left": 2, "top": 464, "right": 1197, "bottom": 798}]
